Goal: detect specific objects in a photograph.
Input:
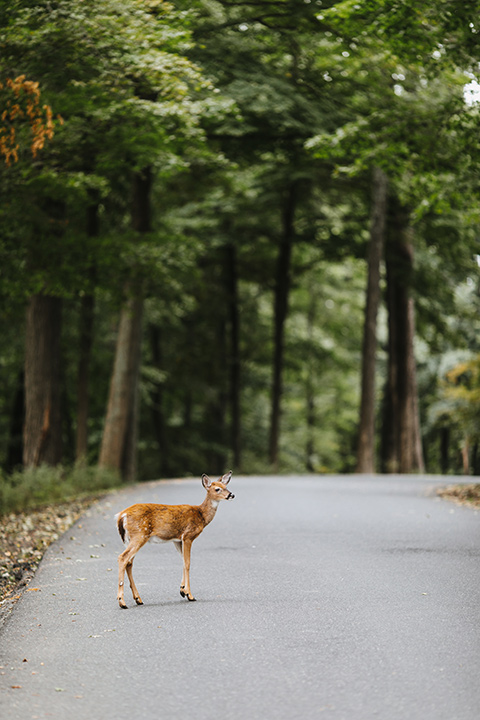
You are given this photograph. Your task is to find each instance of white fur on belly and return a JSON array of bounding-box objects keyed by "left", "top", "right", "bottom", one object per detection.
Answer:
[{"left": 148, "top": 536, "right": 181, "bottom": 544}]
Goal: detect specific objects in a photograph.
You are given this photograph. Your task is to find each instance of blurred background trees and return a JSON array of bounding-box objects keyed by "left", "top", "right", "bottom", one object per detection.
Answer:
[{"left": 1, "top": 0, "right": 480, "bottom": 493}]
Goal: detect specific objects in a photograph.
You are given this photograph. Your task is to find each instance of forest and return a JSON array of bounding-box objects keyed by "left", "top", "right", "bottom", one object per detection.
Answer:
[{"left": 1, "top": 0, "right": 480, "bottom": 509}]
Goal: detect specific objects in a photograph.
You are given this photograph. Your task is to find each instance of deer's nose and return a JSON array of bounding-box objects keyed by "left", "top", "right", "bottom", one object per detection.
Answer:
[{"left": 228, "top": 492, "right": 235, "bottom": 500}]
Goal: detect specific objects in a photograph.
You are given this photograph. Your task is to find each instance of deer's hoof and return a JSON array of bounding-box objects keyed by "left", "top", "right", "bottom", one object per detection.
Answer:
[
  {"left": 135, "top": 598, "right": 143, "bottom": 606},
  {"left": 119, "top": 601, "right": 128, "bottom": 609}
]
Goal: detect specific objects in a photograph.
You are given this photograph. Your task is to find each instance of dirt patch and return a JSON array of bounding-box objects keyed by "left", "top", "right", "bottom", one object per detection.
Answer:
[
  {"left": 437, "top": 483, "right": 480, "bottom": 508},
  {"left": 0, "top": 497, "right": 97, "bottom": 621}
]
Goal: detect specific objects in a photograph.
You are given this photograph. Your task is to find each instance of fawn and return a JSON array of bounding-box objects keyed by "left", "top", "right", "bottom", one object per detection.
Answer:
[{"left": 116, "top": 471, "right": 234, "bottom": 608}]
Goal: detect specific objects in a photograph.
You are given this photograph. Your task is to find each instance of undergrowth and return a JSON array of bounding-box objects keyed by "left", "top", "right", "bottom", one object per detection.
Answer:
[{"left": 0, "top": 464, "right": 122, "bottom": 516}]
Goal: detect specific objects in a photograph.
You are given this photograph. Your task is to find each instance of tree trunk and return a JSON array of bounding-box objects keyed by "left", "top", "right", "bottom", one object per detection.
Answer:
[
  {"left": 225, "top": 241, "right": 241, "bottom": 469},
  {"left": 98, "top": 167, "right": 151, "bottom": 480},
  {"left": 6, "top": 371, "right": 24, "bottom": 471},
  {"left": 461, "top": 442, "right": 470, "bottom": 475},
  {"left": 356, "top": 167, "right": 388, "bottom": 473},
  {"left": 23, "top": 295, "right": 63, "bottom": 467},
  {"left": 98, "top": 296, "right": 143, "bottom": 478},
  {"left": 382, "top": 205, "right": 425, "bottom": 473},
  {"left": 268, "top": 182, "right": 297, "bottom": 468},
  {"left": 305, "top": 282, "right": 317, "bottom": 473},
  {"left": 76, "top": 203, "right": 98, "bottom": 463},
  {"left": 204, "top": 301, "right": 228, "bottom": 474},
  {"left": 149, "top": 323, "right": 168, "bottom": 476},
  {"left": 440, "top": 426, "right": 450, "bottom": 474},
  {"left": 76, "top": 293, "right": 94, "bottom": 463}
]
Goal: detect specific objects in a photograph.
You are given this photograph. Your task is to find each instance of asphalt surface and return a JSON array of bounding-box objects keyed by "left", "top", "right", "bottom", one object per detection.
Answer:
[{"left": 1, "top": 474, "right": 479, "bottom": 720}]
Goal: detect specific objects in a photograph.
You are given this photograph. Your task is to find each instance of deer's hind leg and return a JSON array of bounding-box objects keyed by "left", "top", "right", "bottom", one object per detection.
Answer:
[
  {"left": 118, "top": 537, "right": 147, "bottom": 609},
  {"left": 126, "top": 558, "right": 143, "bottom": 606},
  {"left": 173, "top": 540, "right": 188, "bottom": 598}
]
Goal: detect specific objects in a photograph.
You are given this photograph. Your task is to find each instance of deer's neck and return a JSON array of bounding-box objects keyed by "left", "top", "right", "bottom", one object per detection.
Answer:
[{"left": 200, "top": 497, "right": 219, "bottom": 525}]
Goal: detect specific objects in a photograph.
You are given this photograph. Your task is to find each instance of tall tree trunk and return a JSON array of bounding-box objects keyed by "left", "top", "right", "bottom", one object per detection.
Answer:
[
  {"left": 6, "top": 371, "right": 24, "bottom": 471},
  {"left": 305, "top": 281, "right": 317, "bottom": 473},
  {"left": 98, "top": 167, "right": 151, "bottom": 480},
  {"left": 382, "top": 204, "right": 425, "bottom": 473},
  {"left": 440, "top": 426, "right": 450, "bottom": 474},
  {"left": 76, "top": 293, "right": 94, "bottom": 462},
  {"left": 204, "top": 297, "right": 228, "bottom": 474},
  {"left": 149, "top": 324, "right": 168, "bottom": 476},
  {"left": 98, "top": 295, "right": 143, "bottom": 478},
  {"left": 356, "top": 167, "right": 388, "bottom": 473},
  {"left": 23, "top": 295, "right": 63, "bottom": 467},
  {"left": 225, "top": 241, "right": 241, "bottom": 469},
  {"left": 268, "top": 182, "right": 297, "bottom": 468},
  {"left": 76, "top": 203, "right": 98, "bottom": 463}
]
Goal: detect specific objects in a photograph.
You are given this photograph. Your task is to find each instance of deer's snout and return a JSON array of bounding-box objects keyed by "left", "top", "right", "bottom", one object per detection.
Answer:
[{"left": 228, "top": 492, "right": 235, "bottom": 500}]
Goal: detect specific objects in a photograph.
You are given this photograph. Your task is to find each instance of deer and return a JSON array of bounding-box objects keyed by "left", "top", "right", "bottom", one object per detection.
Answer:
[{"left": 115, "top": 471, "right": 234, "bottom": 608}]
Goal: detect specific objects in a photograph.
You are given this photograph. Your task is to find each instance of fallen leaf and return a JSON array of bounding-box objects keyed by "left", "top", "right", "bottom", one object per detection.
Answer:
[{"left": 26, "top": 588, "right": 40, "bottom": 592}]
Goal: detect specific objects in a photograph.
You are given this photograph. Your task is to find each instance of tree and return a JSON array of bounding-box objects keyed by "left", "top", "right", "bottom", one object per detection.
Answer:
[
  {"left": 356, "top": 167, "right": 388, "bottom": 472},
  {"left": 23, "top": 296, "right": 63, "bottom": 466},
  {"left": 185, "top": 0, "right": 350, "bottom": 468},
  {"left": 306, "top": 8, "right": 479, "bottom": 473},
  {"left": 99, "top": 168, "right": 151, "bottom": 480},
  {"left": 382, "top": 205, "right": 424, "bottom": 473},
  {"left": 1, "top": 0, "right": 223, "bottom": 475}
]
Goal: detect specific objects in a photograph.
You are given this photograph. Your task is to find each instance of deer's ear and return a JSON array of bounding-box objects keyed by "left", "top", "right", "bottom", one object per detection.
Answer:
[
  {"left": 202, "top": 474, "right": 211, "bottom": 489},
  {"left": 221, "top": 470, "right": 232, "bottom": 485}
]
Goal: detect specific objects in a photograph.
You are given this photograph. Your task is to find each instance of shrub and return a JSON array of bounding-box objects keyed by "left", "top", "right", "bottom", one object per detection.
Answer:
[{"left": 0, "top": 464, "right": 121, "bottom": 515}]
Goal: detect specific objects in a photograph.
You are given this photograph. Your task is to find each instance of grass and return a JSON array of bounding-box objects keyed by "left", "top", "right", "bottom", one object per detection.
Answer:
[{"left": 0, "top": 463, "right": 122, "bottom": 516}]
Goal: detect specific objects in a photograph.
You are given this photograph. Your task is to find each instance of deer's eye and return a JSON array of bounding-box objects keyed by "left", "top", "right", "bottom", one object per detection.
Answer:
[{"left": 215, "top": 487, "right": 221, "bottom": 492}]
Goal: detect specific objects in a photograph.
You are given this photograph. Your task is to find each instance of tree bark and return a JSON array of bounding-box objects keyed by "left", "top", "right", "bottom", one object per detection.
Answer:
[
  {"left": 23, "top": 295, "right": 63, "bottom": 467},
  {"left": 76, "top": 203, "right": 98, "bottom": 463},
  {"left": 203, "top": 299, "right": 228, "bottom": 474},
  {"left": 305, "top": 282, "right": 317, "bottom": 473},
  {"left": 382, "top": 204, "right": 425, "bottom": 473},
  {"left": 149, "top": 324, "right": 168, "bottom": 476},
  {"left": 356, "top": 167, "right": 388, "bottom": 473},
  {"left": 440, "top": 426, "right": 450, "bottom": 474},
  {"left": 225, "top": 241, "right": 241, "bottom": 469},
  {"left": 6, "top": 371, "right": 24, "bottom": 471},
  {"left": 98, "top": 296, "right": 143, "bottom": 477},
  {"left": 76, "top": 293, "right": 94, "bottom": 462},
  {"left": 268, "top": 182, "right": 297, "bottom": 469},
  {"left": 98, "top": 167, "right": 151, "bottom": 480}
]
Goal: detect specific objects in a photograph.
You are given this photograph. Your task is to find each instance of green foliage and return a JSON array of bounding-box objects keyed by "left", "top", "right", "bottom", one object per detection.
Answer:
[{"left": 0, "top": 464, "right": 121, "bottom": 516}]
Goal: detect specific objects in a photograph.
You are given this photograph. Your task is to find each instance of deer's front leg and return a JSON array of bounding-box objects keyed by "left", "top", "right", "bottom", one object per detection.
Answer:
[{"left": 179, "top": 538, "right": 195, "bottom": 601}]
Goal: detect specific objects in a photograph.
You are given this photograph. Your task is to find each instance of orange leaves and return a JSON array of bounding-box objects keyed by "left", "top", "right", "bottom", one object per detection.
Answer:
[{"left": 0, "top": 75, "right": 58, "bottom": 166}]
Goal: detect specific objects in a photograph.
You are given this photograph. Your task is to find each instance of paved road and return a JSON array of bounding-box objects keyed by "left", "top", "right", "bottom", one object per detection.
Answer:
[{"left": 1, "top": 474, "right": 479, "bottom": 720}]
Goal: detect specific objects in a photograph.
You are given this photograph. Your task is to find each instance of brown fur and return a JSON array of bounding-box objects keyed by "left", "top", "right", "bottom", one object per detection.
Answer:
[{"left": 116, "top": 472, "right": 234, "bottom": 608}]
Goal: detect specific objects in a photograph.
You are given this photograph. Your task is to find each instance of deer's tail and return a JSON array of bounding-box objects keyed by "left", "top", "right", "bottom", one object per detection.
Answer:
[{"left": 116, "top": 512, "right": 129, "bottom": 545}]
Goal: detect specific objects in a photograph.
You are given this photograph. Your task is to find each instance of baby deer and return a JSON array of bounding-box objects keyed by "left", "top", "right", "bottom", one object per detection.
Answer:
[{"left": 116, "top": 471, "right": 234, "bottom": 608}]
